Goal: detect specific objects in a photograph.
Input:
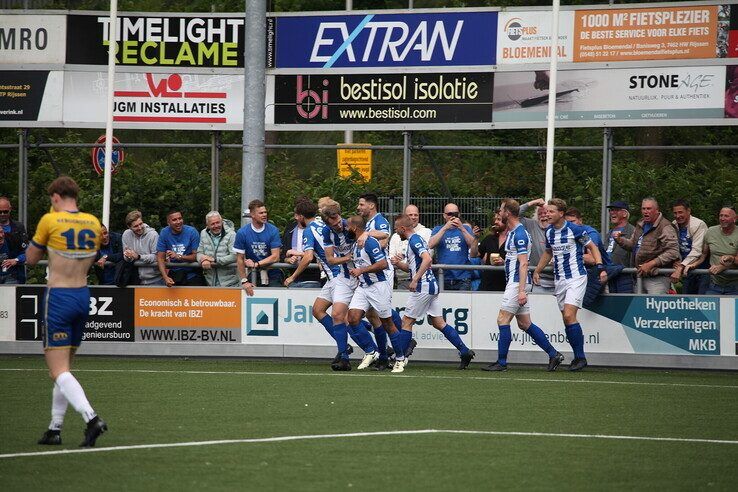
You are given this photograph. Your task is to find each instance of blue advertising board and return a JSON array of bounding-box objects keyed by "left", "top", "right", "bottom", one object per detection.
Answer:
[{"left": 270, "top": 11, "right": 498, "bottom": 69}]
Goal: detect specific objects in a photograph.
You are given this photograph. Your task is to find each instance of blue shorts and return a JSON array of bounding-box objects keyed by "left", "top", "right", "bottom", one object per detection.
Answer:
[{"left": 43, "top": 287, "right": 90, "bottom": 350}]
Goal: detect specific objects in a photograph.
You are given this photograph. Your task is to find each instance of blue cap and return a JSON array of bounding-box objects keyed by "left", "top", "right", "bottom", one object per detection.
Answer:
[{"left": 606, "top": 201, "right": 629, "bottom": 211}]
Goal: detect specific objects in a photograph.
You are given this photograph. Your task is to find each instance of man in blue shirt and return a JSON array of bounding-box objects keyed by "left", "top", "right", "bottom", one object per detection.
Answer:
[
  {"left": 156, "top": 209, "right": 203, "bottom": 287},
  {"left": 234, "top": 199, "right": 283, "bottom": 290},
  {"left": 429, "top": 203, "right": 478, "bottom": 290}
]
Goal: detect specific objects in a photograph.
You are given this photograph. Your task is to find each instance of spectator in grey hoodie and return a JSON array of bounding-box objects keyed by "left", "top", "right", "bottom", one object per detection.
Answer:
[
  {"left": 197, "top": 211, "right": 238, "bottom": 287},
  {"left": 122, "top": 210, "right": 164, "bottom": 285},
  {"left": 519, "top": 198, "right": 555, "bottom": 293}
]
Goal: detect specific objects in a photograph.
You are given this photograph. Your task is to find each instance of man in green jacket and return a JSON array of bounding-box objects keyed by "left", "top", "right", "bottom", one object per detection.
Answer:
[{"left": 197, "top": 211, "right": 239, "bottom": 287}]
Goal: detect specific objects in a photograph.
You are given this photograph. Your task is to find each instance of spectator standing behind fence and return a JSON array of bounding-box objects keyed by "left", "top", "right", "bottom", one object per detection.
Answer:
[
  {"left": 613, "top": 197, "right": 679, "bottom": 294},
  {"left": 157, "top": 209, "right": 204, "bottom": 287},
  {"left": 282, "top": 199, "right": 322, "bottom": 288},
  {"left": 122, "top": 210, "right": 163, "bottom": 286},
  {"left": 670, "top": 199, "right": 709, "bottom": 294},
  {"left": 234, "top": 199, "right": 283, "bottom": 287},
  {"left": 519, "top": 198, "right": 555, "bottom": 293},
  {"left": 564, "top": 208, "right": 619, "bottom": 307},
  {"left": 605, "top": 201, "right": 635, "bottom": 293},
  {"left": 0, "top": 228, "right": 22, "bottom": 284},
  {"left": 477, "top": 212, "right": 507, "bottom": 292},
  {"left": 389, "top": 204, "right": 432, "bottom": 290},
  {"left": 93, "top": 225, "right": 123, "bottom": 285},
  {"left": 197, "top": 211, "right": 238, "bottom": 287},
  {"left": 429, "top": 203, "right": 478, "bottom": 291},
  {"left": 0, "top": 196, "right": 28, "bottom": 283},
  {"left": 685, "top": 206, "right": 738, "bottom": 295}
]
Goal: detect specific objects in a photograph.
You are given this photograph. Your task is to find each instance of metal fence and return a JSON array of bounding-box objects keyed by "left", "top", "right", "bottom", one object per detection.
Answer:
[{"left": 379, "top": 196, "right": 512, "bottom": 230}]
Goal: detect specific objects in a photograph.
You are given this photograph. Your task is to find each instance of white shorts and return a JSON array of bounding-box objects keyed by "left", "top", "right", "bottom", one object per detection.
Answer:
[
  {"left": 317, "top": 276, "right": 358, "bottom": 305},
  {"left": 500, "top": 282, "right": 531, "bottom": 315},
  {"left": 554, "top": 275, "right": 587, "bottom": 311},
  {"left": 349, "top": 281, "right": 393, "bottom": 318},
  {"left": 404, "top": 292, "right": 443, "bottom": 320}
]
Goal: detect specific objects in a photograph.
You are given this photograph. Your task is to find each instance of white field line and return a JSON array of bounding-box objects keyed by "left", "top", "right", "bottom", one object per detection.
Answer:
[
  {"left": 1, "top": 429, "right": 737, "bottom": 460},
  {"left": 1, "top": 367, "right": 737, "bottom": 390}
]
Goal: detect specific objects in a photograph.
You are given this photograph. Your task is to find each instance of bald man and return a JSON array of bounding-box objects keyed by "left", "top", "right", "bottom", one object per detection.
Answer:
[{"left": 389, "top": 204, "right": 432, "bottom": 290}]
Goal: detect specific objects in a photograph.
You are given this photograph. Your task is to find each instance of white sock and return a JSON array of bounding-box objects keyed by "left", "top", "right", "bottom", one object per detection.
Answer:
[
  {"left": 55, "top": 372, "right": 96, "bottom": 423},
  {"left": 48, "top": 383, "right": 69, "bottom": 431}
]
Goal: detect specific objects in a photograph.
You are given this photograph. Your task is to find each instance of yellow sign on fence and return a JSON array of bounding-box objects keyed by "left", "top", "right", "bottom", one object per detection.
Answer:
[{"left": 337, "top": 144, "right": 372, "bottom": 182}]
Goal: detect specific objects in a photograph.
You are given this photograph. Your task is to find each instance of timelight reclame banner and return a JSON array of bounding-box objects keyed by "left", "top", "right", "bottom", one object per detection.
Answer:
[{"left": 65, "top": 14, "right": 246, "bottom": 68}]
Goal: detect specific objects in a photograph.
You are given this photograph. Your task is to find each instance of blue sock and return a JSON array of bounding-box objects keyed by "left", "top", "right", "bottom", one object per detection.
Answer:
[
  {"left": 391, "top": 309, "right": 403, "bottom": 331},
  {"left": 565, "top": 323, "right": 586, "bottom": 360},
  {"left": 400, "top": 330, "right": 414, "bottom": 356},
  {"left": 526, "top": 323, "right": 558, "bottom": 358},
  {"left": 374, "top": 326, "right": 388, "bottom": 360},
  {"left": 389, "top": 331, "right": 404, "bottom": 361},
  {"left": 349, "top": 323, "right": 378, "bottom": 354},
  {"left": 318, "top": 314, "right": 336, "bottom": 341},
  {"left": 333, "top": 323, "right": 349, "bottom": 360},
  {"left": 361, "top": 320, "right": 373, "bottom": 332},
  {"left": 497, "top": 325, "right": 512, "bottom": 365},
  {"left": 441, "top": 325, "right": 469, "bottom": 355}
]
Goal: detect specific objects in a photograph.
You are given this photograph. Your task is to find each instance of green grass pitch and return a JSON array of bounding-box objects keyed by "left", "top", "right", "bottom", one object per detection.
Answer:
[{"left": 1, "top": 355, "right": 737, "bottom": 490}]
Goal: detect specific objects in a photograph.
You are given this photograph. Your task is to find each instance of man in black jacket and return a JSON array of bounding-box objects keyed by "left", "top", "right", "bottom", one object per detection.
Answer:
[
  {"left": 94, "top": 225, "right": 124, "bottom": 285},
  {"left": 0, "top": 196, "right": 28, "bottom": 283}
]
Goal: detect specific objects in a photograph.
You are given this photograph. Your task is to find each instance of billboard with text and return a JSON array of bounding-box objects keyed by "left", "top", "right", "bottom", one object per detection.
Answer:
[
  {"left": 493, "top": 65, "right": 725, "bottom": 127},
  {"left": 269, "top": 11, "right": 498, "bottom": 69}
]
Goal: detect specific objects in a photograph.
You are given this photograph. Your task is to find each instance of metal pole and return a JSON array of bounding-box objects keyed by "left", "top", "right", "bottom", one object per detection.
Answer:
[
  {"left": 242, "top": 0, "right": 267, "bottom": 226},
  {"left": 600, "top": 127, "right": 613, "bottom": 236},
  {"left": 102, "top": 0, "right": 118, "bottom": 227},
  {"left": 211, "top": 131, "right": 221, "bottom": 212},
  {"left": 18, "top": 129, "right": 28, "bottom": 227},
  {"left": 402, "top": 131, "right": 411, "bottom": 210},
  {"left": 344, "top": 0, "right": 353, "bottom": 145},
  {"left": 544, "top": 0, "right": 561, "bottom": 201}
]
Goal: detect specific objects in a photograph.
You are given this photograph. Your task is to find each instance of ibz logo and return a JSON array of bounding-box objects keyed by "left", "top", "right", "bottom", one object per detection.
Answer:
[
  {"left": 296, "top": 75, "right": 329, "bottom": 120},
  {"left": 246, "top": 298, "right": 279, "bottom": 336}
]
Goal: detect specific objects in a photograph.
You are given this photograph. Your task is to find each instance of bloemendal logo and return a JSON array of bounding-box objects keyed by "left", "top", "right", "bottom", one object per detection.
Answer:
[{"left": 246, "top": 298, "right": 279, "bottom": 336}]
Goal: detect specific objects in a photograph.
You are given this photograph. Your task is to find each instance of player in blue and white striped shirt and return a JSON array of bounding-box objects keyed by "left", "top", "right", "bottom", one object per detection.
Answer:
[
  {"left": 534, "top": 199, "right": 608, "bottom": 371},
  {"left": 344, "top": 215, "right": 406, "bottom": 371},
  {"left": 283, "top": 201, "right": 358, "bottom": 371},
  {"left": 482, "top": 200, "right": 564, "bottom": 372},
  {"left": 391, "top": 215, "right": 475, "bottom": 373},
  {"left": 356, "top": 193, "right": 403, "bottom": 370}
]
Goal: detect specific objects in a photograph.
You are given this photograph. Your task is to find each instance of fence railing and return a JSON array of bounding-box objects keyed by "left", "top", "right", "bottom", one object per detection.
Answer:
[
  {"left": 379, "top": 196, "right": 514, "bottom": 229},
  {"left": 25, "top": 260, "right": 736, "bottom": 295}
]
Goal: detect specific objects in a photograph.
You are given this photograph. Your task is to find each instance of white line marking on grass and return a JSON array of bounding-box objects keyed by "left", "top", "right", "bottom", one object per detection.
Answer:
[
  {"left": 1, "top": 429, "right": 737, "bottom": 459},
  {"left": 2, "top": 367, "right": 737, "bottom": 390}
]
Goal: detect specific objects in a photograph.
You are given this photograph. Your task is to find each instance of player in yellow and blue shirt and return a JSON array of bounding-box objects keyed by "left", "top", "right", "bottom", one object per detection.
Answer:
[{"left": 24, "top": 176, "right": 108, "bottom": 447}]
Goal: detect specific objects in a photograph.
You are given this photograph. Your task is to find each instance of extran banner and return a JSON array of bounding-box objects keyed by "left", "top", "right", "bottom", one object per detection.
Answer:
[{"left": 268, "top": 11, "right": 498, "bottom": 68}]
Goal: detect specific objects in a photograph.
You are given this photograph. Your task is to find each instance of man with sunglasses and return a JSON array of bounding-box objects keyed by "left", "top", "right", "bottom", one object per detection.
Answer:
[
  {"left": 0, "top": 196, "right": 28, "bottom": 284},
  {"left": 429, "top": 203, "right": 478, "bottom": 291}
]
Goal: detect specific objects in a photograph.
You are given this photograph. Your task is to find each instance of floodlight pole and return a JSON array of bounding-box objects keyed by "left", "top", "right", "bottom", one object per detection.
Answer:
[
  {"left": 242, "top": 0, "right": 267, "bottom": 226},
  {"left": 544, "top": 0, "right": 560, "bottom": 202},
  {"left": 102, "top": 0, "right": 118, "bottom": 227}
]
